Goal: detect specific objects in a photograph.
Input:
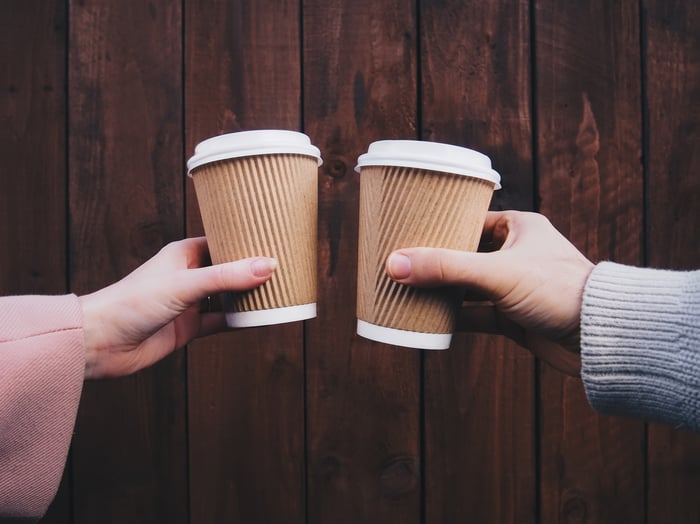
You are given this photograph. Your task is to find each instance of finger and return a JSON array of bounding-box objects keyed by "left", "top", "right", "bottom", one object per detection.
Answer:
[
  {"left": 173, "top": 307, "right": 229, "bottom": 349},
  {"left": 385, "top": 247, "right": 513, "bottom": 300},
  {"left": 479, "top": 211, "right": 512, "bottom": 248},
  {"left": 138, "top": 237, "right": 212, "bottom": 275},
  {"left": 172, "top": 236, "right": 212, "bottom": 269},
  {"left": 173, "top": 256, "right": 277, "bottom": 306},
  {"left": 187, "top": 236, "right": 212, "bottom": 268}
]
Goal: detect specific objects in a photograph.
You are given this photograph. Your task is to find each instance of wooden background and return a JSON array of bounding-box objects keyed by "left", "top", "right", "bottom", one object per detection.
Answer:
[{"left": 1, "top": 0, "right": 699, "bottom": 522}]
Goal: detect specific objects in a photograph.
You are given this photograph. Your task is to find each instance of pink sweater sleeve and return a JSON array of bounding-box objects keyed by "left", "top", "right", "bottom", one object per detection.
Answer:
[{"left": 0, "top": 295, "right": 85, "bottom": 520}]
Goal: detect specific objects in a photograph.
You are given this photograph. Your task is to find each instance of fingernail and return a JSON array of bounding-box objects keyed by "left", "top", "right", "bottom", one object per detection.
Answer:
[
  {"left": 386, "top": 253, "right": 412, "bottom": 280},
  {"left": 251, "top": 257, "right": 277, "bottom": 277}
]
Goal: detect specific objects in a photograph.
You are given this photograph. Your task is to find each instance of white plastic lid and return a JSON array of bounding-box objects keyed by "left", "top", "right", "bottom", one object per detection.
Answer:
[
  {"left": 355, "top": 140, "right": 501, "bottom": 189},
  {"left": 188, "top": 129, "right": 322, "bottom": 174}
]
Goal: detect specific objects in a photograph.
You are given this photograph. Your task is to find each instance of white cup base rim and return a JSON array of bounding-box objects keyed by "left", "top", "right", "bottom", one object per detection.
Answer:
[
  {"left": 356, "top": 320, "right": 452, "bottom": 350},
  {"left": 226, "top": 303, "right": 316, "bottom": 328}
]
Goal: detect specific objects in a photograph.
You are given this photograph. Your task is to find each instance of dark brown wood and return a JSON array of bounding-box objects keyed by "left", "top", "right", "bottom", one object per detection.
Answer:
[
  {"left": 185, "top": 1, "right": 305, "bottom": 522},
  {"left": 535, "top": 0, "right": 645, "bottom": 521},
  {"left": 0, "top": 2, "right": 71, "bottom": 522},
  {"left": 303, "top": 1, "right": 421, "bottom": 522},
  {"left": 420, "top": 1, "right": 536, "bottom": 521},
  {"left": 68, "top": 1, "right": 187, "bottom": 522},
  {"left": 5, "top": 1, "right": 700, "bottom": 522},
  {"left": 645, "top": 2, "right": 700, "bottom": 522},
  {"left": 0, "top": 0, "right": 67, "bottom": 295}
]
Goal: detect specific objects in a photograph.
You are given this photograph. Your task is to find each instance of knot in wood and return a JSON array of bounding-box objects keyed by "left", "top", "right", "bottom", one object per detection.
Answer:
[
  {"left": 324, "top": 158, "right": 347, "bottom": 179},
  {"left": 561, "top": 494, "right": 588, "bottom": 522},
  {"left": 379, "top": 456, "right": 418, "bottom": 499}
]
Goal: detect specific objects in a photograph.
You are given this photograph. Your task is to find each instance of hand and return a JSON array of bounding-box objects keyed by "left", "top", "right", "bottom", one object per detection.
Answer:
[
  {"left": 385, "top": 211, "right": 594, "bottom": 376},
  {"left": 79, "top": 237, "right": 276, "bottom": 379}
]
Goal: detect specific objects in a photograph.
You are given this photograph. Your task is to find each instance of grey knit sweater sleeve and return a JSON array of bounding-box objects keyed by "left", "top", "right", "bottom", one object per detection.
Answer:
[{"left": 581, "top": 261, "right": 700, "bottom": 432}]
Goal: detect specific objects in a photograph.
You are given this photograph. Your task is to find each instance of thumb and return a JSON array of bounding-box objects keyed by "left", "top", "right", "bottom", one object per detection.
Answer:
[
  {"left": 386, "top": 248, "right": 511, "bottom": 299},
  {"left": 172, "top": 256, "right": 277, "bottom": 306}
]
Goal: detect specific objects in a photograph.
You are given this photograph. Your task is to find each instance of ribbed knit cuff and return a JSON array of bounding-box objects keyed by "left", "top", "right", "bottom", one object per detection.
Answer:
[{"left": 581, "top": 262, "right": 700, "bottom": 431}]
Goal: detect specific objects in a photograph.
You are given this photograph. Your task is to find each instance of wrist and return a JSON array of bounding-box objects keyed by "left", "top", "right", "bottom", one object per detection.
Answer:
[{"left": 79, "top": 292, "right": 103, "bottom": 379}]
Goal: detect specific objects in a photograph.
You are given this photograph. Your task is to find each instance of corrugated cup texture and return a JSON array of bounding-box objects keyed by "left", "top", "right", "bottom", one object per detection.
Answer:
[
  {"left": 191, "top": 153, "right": 318, "bottom": 313},
  {"left": 357, "top": 165, "right": 494, "bottom": 335}
]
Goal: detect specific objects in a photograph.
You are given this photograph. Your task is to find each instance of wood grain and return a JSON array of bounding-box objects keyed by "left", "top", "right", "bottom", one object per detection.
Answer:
[
  {"left": 420, "top": 1, "right": 536, "bottom": 521},
  {"left": 534, "top": 0, "right": 645, "bottom": 521},
  {"left": 645, "top": 2, "right": 700, "bottom": 522},
  {"left": 0, "top": 1, "right": 67, "bottom": 296},
  {"left": 3, "top": 1, "right": 700, "bottom": 522},
  {"left": 303, "top": 1, "right": 421, "bottom": 522},
  {"left": 68, "top": 1, "right": 187, "bottom": 522},
  {"left": 185, "top": 1, "right": 306, "bottom": 522}
]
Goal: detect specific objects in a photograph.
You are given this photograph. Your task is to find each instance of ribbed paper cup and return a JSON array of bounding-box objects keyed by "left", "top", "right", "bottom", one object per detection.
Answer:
[
  {"left": 355, "top": 140, "right": 500, "bottom": 350},
  {"left": 188, "top": 130, "right": 321, "bottom": 328}
]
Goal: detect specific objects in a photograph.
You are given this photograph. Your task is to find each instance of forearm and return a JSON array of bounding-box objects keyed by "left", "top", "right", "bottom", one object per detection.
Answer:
[{"left": 581, "top": 262, "right": 700, "bottom": 431}]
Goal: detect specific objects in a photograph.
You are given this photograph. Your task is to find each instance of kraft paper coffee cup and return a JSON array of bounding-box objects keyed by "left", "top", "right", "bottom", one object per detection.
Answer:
[
  {"left": 355, "top": 140, "right": 501, "bottom": 349},
  {"left": 188, "top": 130, "right": 322, "bottom": 328}
]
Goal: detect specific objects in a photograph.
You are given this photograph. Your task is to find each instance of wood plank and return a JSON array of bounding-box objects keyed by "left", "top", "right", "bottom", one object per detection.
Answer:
[
  {"left": 645, "top": 2, "right": 700, "bottom": 522},
  {"left": 534, "top": 1, "right": 645, "bottom": 521},
  {"left": 0, "top": 0, "right": 67, "bottom": 295},
  {"left": 303, "top": 1, "right": 421, "bottom": 522},
  {"left": 68, "top": 1, "right": 187, "bottom": 522},
  {"left": 0, "top": 2, "right": 72, "bottom": 522},
  {"left": 184, "top": 1, "right": 305, "bottom": 521},
  {"left": 420, "top": 1, "right": 535, "bottom": 521}
]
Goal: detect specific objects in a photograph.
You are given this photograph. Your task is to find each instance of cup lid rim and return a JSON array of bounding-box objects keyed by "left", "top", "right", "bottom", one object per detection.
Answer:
[
  {"left": 355, "top": 139, "right": 501, "bottom": 189},
  {"left": 188, "top": 129, "right": 323, "bottom": 175}
]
